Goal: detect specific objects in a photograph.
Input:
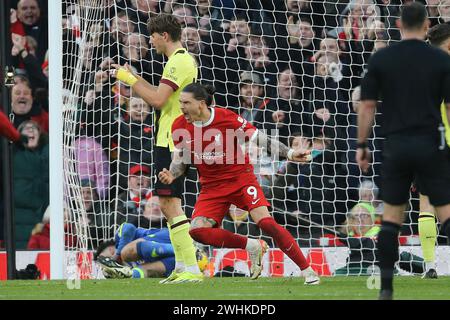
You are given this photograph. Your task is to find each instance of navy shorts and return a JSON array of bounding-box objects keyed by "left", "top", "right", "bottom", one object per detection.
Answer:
[
  {"left": 154, "top": 146, "right": 184, "bottom": 199},
  {"left": 381, "top": 133, "right": 450, "bottom": 207}
]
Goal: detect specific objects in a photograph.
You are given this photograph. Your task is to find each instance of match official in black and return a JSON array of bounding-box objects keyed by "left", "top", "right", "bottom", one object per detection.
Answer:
[{"left": 357, "top": 2, "right": 450, "bottom": 300}]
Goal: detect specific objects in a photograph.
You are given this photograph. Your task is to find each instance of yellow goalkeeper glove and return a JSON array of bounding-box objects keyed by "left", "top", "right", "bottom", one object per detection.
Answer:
[{"left": 116, "top": 68, "right": 138, "bottom": 86}]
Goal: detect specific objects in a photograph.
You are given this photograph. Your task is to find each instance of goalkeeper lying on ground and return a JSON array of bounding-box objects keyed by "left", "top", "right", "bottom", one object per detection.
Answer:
[
  {"left": 334, "top": 202, "right": 425, "bottom": 276},
  {"left": 95, "top": 223, "right": 207, "bottom": 279}
]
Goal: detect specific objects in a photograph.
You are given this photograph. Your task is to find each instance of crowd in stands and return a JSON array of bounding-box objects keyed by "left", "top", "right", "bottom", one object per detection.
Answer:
[{"left": 1, "top": 0, "right": 449, "bottom": 250}]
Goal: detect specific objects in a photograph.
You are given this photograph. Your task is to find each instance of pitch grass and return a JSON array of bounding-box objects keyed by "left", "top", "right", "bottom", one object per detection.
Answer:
[{"left": 1, "top": 277, "right": 449, "bottom": 300}]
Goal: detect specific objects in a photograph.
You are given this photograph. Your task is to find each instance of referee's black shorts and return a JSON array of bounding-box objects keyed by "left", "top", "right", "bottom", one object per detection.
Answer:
[
  {"left": 154, "top": 146, "right": 184, "bottom": 199},
  {"left": 381, "top": 133, "right": 450, "bottom": 207}
]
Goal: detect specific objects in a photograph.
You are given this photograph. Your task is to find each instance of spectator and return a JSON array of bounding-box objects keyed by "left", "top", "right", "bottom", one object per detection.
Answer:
[
  {"left": 358, "top": 179, "right": 383, "bottom": 216},
  {"left": 272, "top": 130, "right": 347, "bottom": 228},
  {"left": 216, "top": 14, "right": 251, "bottom": 105},
  {"left": 284, "top": 0, "right": 327, "bottom": 34},
  {"left": 78, "top": 58, "right": 122, "bottom": 149},
  {"left": 311, "top": 37, "right": 354, "bottom": 92},
  {"left": 336, "top": 0, "right": 378, "bottom": 79},
  {"left": 281, "top": 18, "right": 319, "bottom": 99},
  {"left": 130, "top": 0, "right": 160, "bottom": 34},
  {"left": 267, "top": 68, "right": 305, "bottom": 146},
  {"left": 237, "top": 71, "right": 274, "bottom": 131},
  {"left": 11, "top": 0, "right": 48, "bottom": 64},
  {"left": 305, "top": 56, "right": 349, "bottom": 150},
  {"left": 285, "top": 0, "right": 313, "bottom": 22},
  {"left": 287, "top": 19, "right": 318, "bottom": 67},
  {"left": 427, "top": 0, "right": 450, "bottom": 25},
  {"left": 11, "top": 79, "right": 48, "bottom": 133},
  {"left": 110, "top": 10, "right": 136, "bottom": 44},
  {"left": 376, "top": 0, "right": 401, "bottom": 40},
  {"left": 11, "top": 34, "right": 48, "bottom": 91},
  {"left": 338, "top": 0, "right": 374, "bottom": 44},
  {"left": 74, "top": 134, "right": 110, "bottom": 200},
  {"left": 123, "top": 33, "right": 148, "bottom": 63},
  {"left": 305, "top": 54, "right": 349, "bottom": 148},
  {"left": 438, "top": 0, "right": 450, "bottom": 22},
  {"left": 27, "top": 205, "right": 50, "bottom": 249},
  {"left": 121, "top": 32, "right": 163, "bottom": 84},
  {"left": 26, "top": 205, "right": 79, "bottom": 249},
  {"left": 131, "top": 0, "right": 159, "bottom": 17},
  {"left": 344, "top": 202, "right": 380, "bottom": 236},
  {"left": 171, "top": 4, "right": 197, "bottom": 27},
  {"left": 361, "top": 18, "right": 389, "bottom": 62},
  {"left": 112, "top": 165, "right": 152, "bottom": 230},
  {"left": 181, "top": 27, "right": 215, "bottom": 87},
  {"left": 244, "top": 34, "right": 278, "bottom": 91},
  {"left": 141, "top": 195, "right": 166, "bottom": 229},
  {"left": 78, "top": 179, "right": 105, "bottom": 248},
  {"left": 116, "top": 96, "right": 153, "bottom": 189},
  {"left": 76, "top": 41, "right": 105, "bottom": 98},
  {"left": 226, "top": 14, "right": 251, "bottom": 54},
  {"left": 194, "top": 0, "right": 215, "bottom": 37},
  {"left": 13, "top": 120, "right": 49, "bottom": 249}
]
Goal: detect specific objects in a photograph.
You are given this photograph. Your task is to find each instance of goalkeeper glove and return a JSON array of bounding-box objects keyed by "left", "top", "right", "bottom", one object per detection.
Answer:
[{"left": 116, "top": 68, "right": 138, "bottom": 86}]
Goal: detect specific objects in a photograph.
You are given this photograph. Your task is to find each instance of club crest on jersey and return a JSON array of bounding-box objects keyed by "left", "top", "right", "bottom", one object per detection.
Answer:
[{"left": 214, "top": 133, "right": 222, "bottom": 146}]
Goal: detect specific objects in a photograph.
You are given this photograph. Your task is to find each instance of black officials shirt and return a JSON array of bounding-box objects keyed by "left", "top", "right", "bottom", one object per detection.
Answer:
[{"left": 361, "top": 39, "right": 450, "bottom": 137}]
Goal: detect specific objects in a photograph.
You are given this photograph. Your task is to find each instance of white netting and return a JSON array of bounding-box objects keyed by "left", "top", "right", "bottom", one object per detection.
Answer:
[{"left": 60, "top": 0, "right": 450, "bottom": 278}]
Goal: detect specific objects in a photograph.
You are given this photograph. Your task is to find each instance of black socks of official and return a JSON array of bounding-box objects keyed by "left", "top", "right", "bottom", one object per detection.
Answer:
[{"left": 377, "top": 221, "right": 401, "bottom": 292}]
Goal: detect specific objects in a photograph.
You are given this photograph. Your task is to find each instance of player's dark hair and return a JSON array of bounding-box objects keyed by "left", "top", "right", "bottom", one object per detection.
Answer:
[
  {"left": 147, "top": 14, "right": 181, "bottom": 42},
  {"left": 400, "top": 2, "right": 428, "bottom": 31},
  {"left": 183, "top": 83, "right": 216, "bottom": 106},
  {"left": 94, "top": 240, "right": 115, "bottom": 261},
  {"left": 428, "top": 23, "right": 450, "bottom": 46}
]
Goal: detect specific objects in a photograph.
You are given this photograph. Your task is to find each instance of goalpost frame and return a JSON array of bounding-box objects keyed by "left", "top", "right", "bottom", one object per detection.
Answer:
[{"left": 49, "top": 0, "right": 65, "bottom": 280}]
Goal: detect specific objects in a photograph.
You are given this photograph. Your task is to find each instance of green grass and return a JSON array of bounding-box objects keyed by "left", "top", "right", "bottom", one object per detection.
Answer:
[{"left": 1, "top": 277, "right": 449, "bottom": 300}]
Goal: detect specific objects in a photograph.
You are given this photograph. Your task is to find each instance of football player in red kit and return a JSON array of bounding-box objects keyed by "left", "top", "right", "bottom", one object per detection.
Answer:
[{"left": 158, "top": 83, "right": 319, "bottom": 284}]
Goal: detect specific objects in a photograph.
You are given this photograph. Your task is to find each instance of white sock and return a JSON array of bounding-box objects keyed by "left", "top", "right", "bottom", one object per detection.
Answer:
[
  {"left": 425, "top": 262, "right": 436, "bottom": 272},
  {"left": 185, "top": 264, "right": 201, "bottom": 274},
  {"left": 302, "top": 266, "right": 312, "bottom": 274},
  {"left": 175, "top": 261, "right": 185, "bottom": 273},
  {"left": 245, "top": 238, "right": 259, "bottom": 252}
]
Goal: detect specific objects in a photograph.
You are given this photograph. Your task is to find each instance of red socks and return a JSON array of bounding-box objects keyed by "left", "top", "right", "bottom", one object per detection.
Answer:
[
  {"left": 190, "top": 227, "right": 247, "bottom": 249},
  {"left": 257, "top": 217, "right": 310, "bottom": 270},
  {"left": 189, "top": 217, "right": 310, "bottom": 271}
]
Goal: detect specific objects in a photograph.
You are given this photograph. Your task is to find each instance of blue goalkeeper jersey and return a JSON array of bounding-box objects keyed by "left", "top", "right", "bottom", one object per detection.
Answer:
[{"left": 114, "top": 223, "right": 171, "bottom": 257}]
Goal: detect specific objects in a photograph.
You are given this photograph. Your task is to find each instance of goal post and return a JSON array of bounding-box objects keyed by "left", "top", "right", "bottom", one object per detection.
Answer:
[{"left": 49, "top": 0, "right": 65, "bottom": 280}]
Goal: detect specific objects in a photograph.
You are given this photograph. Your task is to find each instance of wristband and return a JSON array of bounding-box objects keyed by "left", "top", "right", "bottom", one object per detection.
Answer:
[
  {"left": 357, "top": 142, "right": 367, "bottom": 149},
  {"left": 287, "top": 149, "right": 294, "bottom": 160},
  {"left": 116, "top": 68, "right": 138, "bottom": 86}
]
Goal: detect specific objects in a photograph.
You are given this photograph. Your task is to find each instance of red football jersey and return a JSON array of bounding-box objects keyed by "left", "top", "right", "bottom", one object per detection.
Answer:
[{"left": 171, "top": 107, "right": 258, "bottom": 185}]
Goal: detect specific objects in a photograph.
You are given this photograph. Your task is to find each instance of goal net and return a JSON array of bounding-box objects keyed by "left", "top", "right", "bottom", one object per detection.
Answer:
[{"left": 60, "top": 0, "right": 448, "bottom": 278}]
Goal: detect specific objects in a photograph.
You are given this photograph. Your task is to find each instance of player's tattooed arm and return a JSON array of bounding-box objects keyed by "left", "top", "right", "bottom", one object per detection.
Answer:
[
  {"left": 169, "top": 148, "right": 187, "bottom": 179},
  {"left": 254, "top": 130, "right": 290, "bottom": 158},
  {"left": 158, "top": 148, "right": 187, "bottom": 184},
  {"left": 253, "top": 130, "right": 311, "bottom": 162}
]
